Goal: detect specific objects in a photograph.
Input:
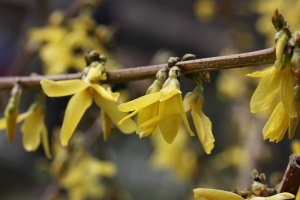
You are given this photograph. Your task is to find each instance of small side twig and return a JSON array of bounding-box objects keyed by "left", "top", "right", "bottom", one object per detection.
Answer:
[{"left": 278, "top": 154, "right": 300, "bottom": 198}]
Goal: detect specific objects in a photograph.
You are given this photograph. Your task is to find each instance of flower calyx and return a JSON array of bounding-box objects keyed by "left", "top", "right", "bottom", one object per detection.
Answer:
[
  {"left": 233, "top": 170, "right": 278, "bottom": 199},
  {"left": 146, "top": 69, "right": 168, "bottom": 94}
]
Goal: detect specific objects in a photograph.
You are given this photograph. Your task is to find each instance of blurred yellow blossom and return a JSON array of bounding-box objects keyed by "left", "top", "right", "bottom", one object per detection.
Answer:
[
  {"left": 51, "top": 132, "right": 116, "bottom": 200},
  {"left": 291, "top": 140, "right": 300, "bottom": 155},
  {"left": 41, "top": 62, "right": 136, "bottom": 146},
  {"left": 194, "top": 0, "right": 216, "bottom": 23},
  {"left": 119, "top": 66, "right": 194, "bottom": 144},
  {"left": 151, "top": 123, "right": 197, "bottom": 181}
]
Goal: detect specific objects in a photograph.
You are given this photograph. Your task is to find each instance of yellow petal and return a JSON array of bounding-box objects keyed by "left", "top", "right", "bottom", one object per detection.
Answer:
[
  {"left": 5, "top": 108, "right": 18, "bottom": 144},
  {"left": 94, "top": 94, "right": 136, "bottom": 134},
  {"left": 41, "top": 124, "right": 52, "bottom": 159},
  {"left": 250, "top": 192, "right": 295, "bottom": 200},
  {"left": 289, "top": 117, "right": 299, "bottom": 139},
  {"left": 179, "top": 98, "right": 195, "bottom": 137},
  {"left": 61, "top": 89, "right": 93, "bottom": 146},
  {"left": 21, "top": 107, "right": 44, "bottom": 151},
  {"left": 0, "top": 118, "right": 6, "bottom": 129},
  {"left": 193, "top": 188, "right": 244, "bottom": 200},
  {"left": 91, "top": 84, "right": 118, "bottom": 101},
  {"left": 191, "top": 109, "right": 215, "bottom": 154},
  {"left": 118, "top": 92, "right": 160, "bottom": 112},
  {"left": 263, "top": 102, "right": 289, "bottom": 142},
  {"left": 246, "top": 66, "right": 273, "bottom": 77},
  {"left": 137, "top": 115, "right": 162, "bottom": 138},
  {"left": 137, "top": 102, "right": 159, "bottom": 127},
  {"left": 250, "top": 67, "right": 281, "bottom": 113},
  {"left": 41, "top": 79, "right": 90, "bottom": 97},
  {"left": 280, "top": 66, "right": 297, "bottom": 118},
  {"left": 101, "top": 111, "right": 112, "bottom": 141},
  {"left": 160, "top": 87, "right": 181, "bottom": 101},
  {"left": 159, "top": 95, "right": 183, "bottom": 143},
  {"left": 118, "top": 110, "right": 138, "bottom": 125}
]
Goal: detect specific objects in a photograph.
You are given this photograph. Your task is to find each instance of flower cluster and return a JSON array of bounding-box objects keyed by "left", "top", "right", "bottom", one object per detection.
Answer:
[
  {"left": 118, "top": 60, "right": 215, "bottom": 154},
  {"left": 247, "top": 10, "right": 300, "bottom": 142}
]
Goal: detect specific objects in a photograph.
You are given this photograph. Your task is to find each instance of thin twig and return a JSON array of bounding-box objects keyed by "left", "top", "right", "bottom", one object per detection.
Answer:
[
  {"left": 0, "top": 47, "right": 275, "bottom": 90},
  {"left": 278, "top": 154, "right": 300, "bottom": 199}
]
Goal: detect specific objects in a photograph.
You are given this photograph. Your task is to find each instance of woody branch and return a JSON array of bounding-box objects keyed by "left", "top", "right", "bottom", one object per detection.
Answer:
[{"left": 0, "top": 47, "right": 275, "bottom": 90}]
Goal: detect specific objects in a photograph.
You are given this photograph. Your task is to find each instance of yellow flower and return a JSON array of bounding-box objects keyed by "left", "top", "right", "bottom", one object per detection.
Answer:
[
  {"left": 41, "top": 66, "right": 136, "bottom": 145},
  {"left": 193, "top": 188, "right": 295, "bottom": 200},
  {"left": 0, "top": 96, "right": 51, "bottom": 158},
  {"left": 119, "top": 67, "right": 194, "bottom": 144},
  {"left": 247, "top": 64, "right": 296, "bottom": 118},
  {"left": 28, "top": 10, "right": 68, "bottom": 45},
  {"left": 184, "top": 85, "right": 215, "bottom": 154}
]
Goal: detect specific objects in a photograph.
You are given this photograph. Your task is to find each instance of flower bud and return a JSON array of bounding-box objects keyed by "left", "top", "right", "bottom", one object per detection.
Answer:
[{"left": 272, "top": 9, "right": 285, "bottom": 31}]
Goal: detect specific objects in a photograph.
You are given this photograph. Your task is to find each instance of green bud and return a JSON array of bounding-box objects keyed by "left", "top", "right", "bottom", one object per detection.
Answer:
[
  {"left": 251, "top": 169, "right": 258, "bottom": 178},
  {"left": 181, "top": 54, "right": 196, "bottom": 61},
  {"left": 84, "top": 50, "right": 101, "bottom": 66},
  {"left": 272, "top": 9, "right": 285, "bottom": 31},
  {"left": 167, "top": 57, "right": 180, "bottom": 67}
]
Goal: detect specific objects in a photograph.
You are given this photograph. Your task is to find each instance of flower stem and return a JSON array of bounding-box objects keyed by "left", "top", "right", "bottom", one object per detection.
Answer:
[{"left": 0, "top": 47, "right": 275, "bottom": 90}]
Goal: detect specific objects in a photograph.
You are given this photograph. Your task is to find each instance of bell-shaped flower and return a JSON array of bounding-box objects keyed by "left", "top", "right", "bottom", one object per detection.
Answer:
[
  {"left": 119, "top": 67, "right": 194, "bottom": 143},
  {"left": 247, "top": 63, "right": 297, "bottom": 118},
  {"left": 183, "top": 85, "right": 215, "bottom": 154},
  {"left": 41, "top": 62, "right": 136, "bottom": 146},
  {"left": 194, "top": 188, "right": 294, "bottom": 200}
]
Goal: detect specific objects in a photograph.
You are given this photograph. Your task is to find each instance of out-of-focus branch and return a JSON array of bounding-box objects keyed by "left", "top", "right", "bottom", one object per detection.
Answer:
[
  {"left": 278, "top": 154, "right": 300, "bottom": 198},
  {"left": 0, "top": 47, "right": 275, "bottom": 90}
]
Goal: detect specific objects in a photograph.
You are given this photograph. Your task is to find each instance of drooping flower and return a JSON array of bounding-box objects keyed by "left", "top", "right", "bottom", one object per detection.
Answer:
[
  {"left": 0, "top": 94, "right": 51, "bottom": 158},
  {"left": 118, "top": 66, "right": 194, "bottom": 143},
  {"left": 247, "top": 62, "right": 296, "bottom": 118},
  {"left": 41, "top": 61, "right": 136, "bottom": 146},
  {"left": 3, "top": 84, "right": 22, "bottom": 144},
  {"left": 184, "top": 84, "right": 215, "bottom": 154},
  {"left": 193, "top": 188, "right": 295, "bottom": 200}
]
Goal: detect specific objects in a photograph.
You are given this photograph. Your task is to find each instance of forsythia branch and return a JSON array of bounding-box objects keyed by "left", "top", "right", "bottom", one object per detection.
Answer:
[{"left": 0, "top": 47, "right": 275, "bottom": 90}]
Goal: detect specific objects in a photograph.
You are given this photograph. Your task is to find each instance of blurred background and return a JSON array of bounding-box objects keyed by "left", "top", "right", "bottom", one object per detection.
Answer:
[{"left": 0, "top": 0, "right": 299, "bottom": 199}]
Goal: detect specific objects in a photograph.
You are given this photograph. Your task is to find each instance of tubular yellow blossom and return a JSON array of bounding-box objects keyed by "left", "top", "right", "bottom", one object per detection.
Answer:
[
  {"left": 183, "top": 85, "right": 215, "bottom": 154},
  {"left": 41, "top": 63, "right": 136, "bottom": 145},
  {"left": 118, "top": 67, "right": 194, "bottom": 143}
]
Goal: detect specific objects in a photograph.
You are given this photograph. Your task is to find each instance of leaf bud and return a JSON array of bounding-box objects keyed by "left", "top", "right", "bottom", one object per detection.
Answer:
[{"left": 272, "top": 9, "right": 285, "bottom": 31}]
